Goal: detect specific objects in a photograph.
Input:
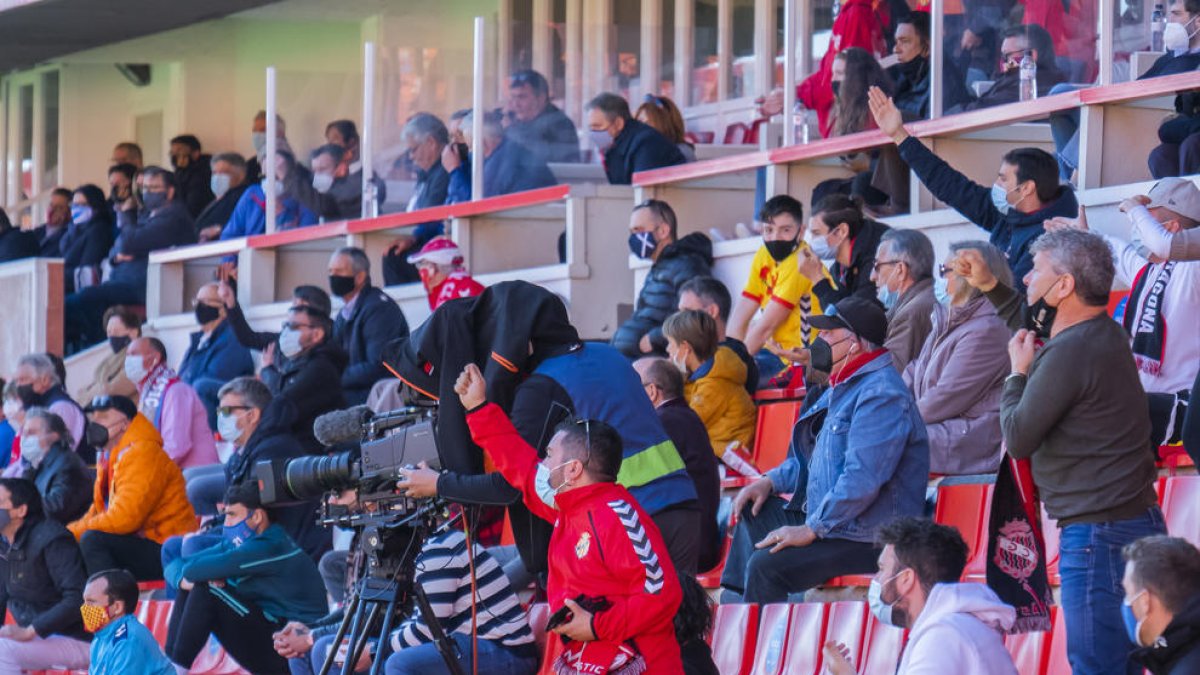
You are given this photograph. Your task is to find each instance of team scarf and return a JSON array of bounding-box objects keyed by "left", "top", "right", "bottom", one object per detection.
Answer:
[
  {"left": 985, "top": 455, "right": 1054, "bottom": 633},
  {"left": 138, "top": 362, "right": 179, "bottom": 430},
  {"left": 554, "top": 641, "right": 646, "bottom": 675},
  {"left": 1123, "top": 261, "right": 1176, "bottom": 378}
]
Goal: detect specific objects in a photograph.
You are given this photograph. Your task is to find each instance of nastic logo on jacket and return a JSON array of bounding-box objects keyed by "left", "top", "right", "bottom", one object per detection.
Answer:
[{"left": 575, "top": 532, "right": 591, "bottom": 559}]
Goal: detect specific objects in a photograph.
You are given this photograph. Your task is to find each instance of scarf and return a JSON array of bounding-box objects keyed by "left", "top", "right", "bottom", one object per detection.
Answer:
[
  {"left": 554, "top": 641, "right": 646, "bottom": 675},
  {"left": 985, "top": 456, "right": 1053, "bottom": 633},
  {"left": 1124, "top": 262, "right": 1175, "bottom": 378},
  {"left": 138, "top": 363, "right": 179, "bottom": 430}
]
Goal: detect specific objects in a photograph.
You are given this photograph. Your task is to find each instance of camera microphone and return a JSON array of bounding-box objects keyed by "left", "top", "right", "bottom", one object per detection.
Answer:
[{"left": 313, "top": 405, "right": 373, "bottom": 446}]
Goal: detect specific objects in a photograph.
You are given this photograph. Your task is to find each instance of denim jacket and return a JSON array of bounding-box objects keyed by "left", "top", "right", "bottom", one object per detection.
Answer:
[{"left": 767, "top": 352, "right": 929, "bottom": 542}]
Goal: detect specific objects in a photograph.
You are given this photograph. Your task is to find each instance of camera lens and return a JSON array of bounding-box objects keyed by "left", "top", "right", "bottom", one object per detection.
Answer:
[{"left": 281, "top": 452, "right": 357, "bottom": 500}]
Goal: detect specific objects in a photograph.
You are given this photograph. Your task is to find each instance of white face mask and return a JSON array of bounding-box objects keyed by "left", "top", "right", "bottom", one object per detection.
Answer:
[
  {"left": 124, "top": 355, "right": 148, "bottom": 384},
  {"left": 278, "top": 328, "right": 305, "bottom": 358},
  {"left": 534, "top": 460, "right": 574, "bottom": 508},
  {"left": 868, "top": 571, "right": 906, "bottom": 626},
  {"left": 3, "top": 401, "right": 22, "bottom": 428},
  {"left": 312, "top": 173, "right": 335, "bottom": 194},
  {"left": 251, "top": 132, "right": 267, "bottom": 154},
  {"left": 217, "top": 412, "right": 243, "bottom": 445},
  {"left": 20, "top": 435, "right": 47, "bottom": 468},
  {"left": 1164, "top": 18, "right": 1198, "bottom": 52}
]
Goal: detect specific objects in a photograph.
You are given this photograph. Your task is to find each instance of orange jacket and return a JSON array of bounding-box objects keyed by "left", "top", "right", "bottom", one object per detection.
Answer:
[{"left": 69, "top": 414, "right": 196, "bottom": 544}]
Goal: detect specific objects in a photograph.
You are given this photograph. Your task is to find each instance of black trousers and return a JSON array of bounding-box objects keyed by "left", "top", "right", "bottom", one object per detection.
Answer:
[
  {"left": 79, "top": 530, "right": 163, "bottom": 580},
  {"left": 651, "top": 502, "right": 702, "bottom": 576},
  {"left": 165, "top": 583, "right": 289, "bottom": 675}
]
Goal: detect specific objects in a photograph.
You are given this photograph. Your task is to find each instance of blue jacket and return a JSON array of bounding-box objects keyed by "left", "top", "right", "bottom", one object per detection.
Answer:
[
  {"left": 896, "top": 136, "right": 1078, "bottom": 292},
  {"left": 601, "top": 118, "right": 687, "bottom": 185},
  {"left": 178, "top": 320, "right": 255, "bottom": 393},
  {"left": 89, "top": 615, "right": 174, "bottom": 675},
  {"left": 165, "top": 523, "right": 328, "bottom": 624},
  {"left": 219, "top": 183, "right": 318, "bottom": 239},
  {"left": 533, "top": 343, "right": 698, "bottom": 515},
  {"left": 446, "top": 139, "right": 558, "bottom": 204},
  {"left": 768, "top": 352, "right": 929, "bottom": 542}
]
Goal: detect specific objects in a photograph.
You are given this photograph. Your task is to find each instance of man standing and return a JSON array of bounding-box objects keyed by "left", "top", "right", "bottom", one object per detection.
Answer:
[
  {"left": 870, "top": 229, "right": 938, "bottom": 372},
  {"left": 678, "top": 277, "right": 759, "bottom": 395},
  {"left": 0, "top": 478, "right": 90, "bottom": 672},
  {"left": 457, "top": 363, "right": 685, "bottom": 673},
  {"left": 957, "top": 229, "right": 1165, "bottom": 674},
  {"left": 586, "top": 93, "right": 686, "bottom": 185},
  {"left": 84, "top": 569, "right": 174, "bottom": 675},
  {"left": 13, "top": 353, "right": 92, "bottom": 462},
  {"left": 506, "top": 69, "right": 580, "bottom": 164},
  {"left": 124, "top": 337, "right": 218, "bottom": 470},
  {"left": 169, "top": 134, "right": 214, "bottom": 218},
  {"left": 328, "top": 247, "right": 410, "bottom": 405},
  {"left": 32, "top": 189, "right": 72, "bottom": 257},
  {"left": 178, "top": 282, "right": 254, "bottom": 426},
  {"left": 612, "top": 199, "right": 713, "bottom": 358}
]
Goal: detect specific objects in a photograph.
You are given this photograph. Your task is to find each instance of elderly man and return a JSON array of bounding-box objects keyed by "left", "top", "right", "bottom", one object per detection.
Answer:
[
  {"left": 444, "top": 109, "right": 557, "bottom": 204},
  {"left": 955, "top": 229, "right": 1165, "bottom": 674},
  {"left": 406, "top": 237, "right": 485, "bottom": 311},
  {"left": 17, "top": 409, "right": 92, "bottom": 524},
  {"left": 506, "top": 69, "right": 580, "bottom": 164},
  {"left": 195, "top": 153, "right": 251, "bottom": 241},
  {"left": 124, "top": 337, "right": 218, "bottom": 470},
  {"left": 586, "top": 93, "right": 686, "bottom": 185},
  {"left": 1123, "top": 536, "right": 1200, "bottom": 673},
  {"left": 329, "top": 247, "right": 410, "bottom": 405},
  {"left": 383, "top": 113, "right": 452, "bottom": 285},
  {"left": 13, "top": 353, "right": 92, "bottom": 462},
  {"left": 721, "top": 297, "right": 929, "bottom": 603},
  {"left": 178, "top": 282, "right": 254, "bottom": 426},
  {"left": 870, "top": 228, "right": 937, "bottom": 371}
]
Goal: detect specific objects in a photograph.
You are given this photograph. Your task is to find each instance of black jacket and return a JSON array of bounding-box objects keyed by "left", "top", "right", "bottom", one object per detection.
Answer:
[
  {"left": 31, "top": 225, "right": 67, "bottom": 257},
  {"left": 1143, "top": 50, "right": 1200, "bottom": 80},
  {"left": 60, "top": 218, "right": 115, "bottom": 293},
  {"left": 655, "top": 398, "right": 721, "bottom": 572},
  {"left": 334, "top": 285, "right": 409, "bottom": 406},
  {"left": 110, "top": 202, "right": 196, "bottom": 289},
  {"left": 194, "top": 183, "right": 250, "bottom": 237},
  {"left": 27, "top": 445, "right": 92, "bottom": 525},
  {"left": 0, "top": 515, "right": 89, "bottom": 642},
  {"left": 890, "top": 57, "right": 972, "bottom": 121},
  {"left": 174, "top": 155, "right": 215, "bottom": 219},
  {"left": 505, "top": 103, "right": 581, "bottom": 164},
  {"left": 954, "top": 65, "right": 1065, "bottom": 113},
  {"left": 0, "top": 227, "right": 38, "bottom": 263},
  {"left": 612, "top": 233, "right": 714, "bottom": 357},
  {"left": 286, "top": 165, "right": 386, "bottom": 222},
  {"left": 225, "top": 399, "right": 330, "bottom": 560},
  {"left": 897, "top": 136, "right": 1079, "bottom": 291},
  {"left": 263, "top": 339, "right": 348, "bottom": 454},
  {"left": 602, "top": 119, "right": 687, "bottom": 185},
  {"left": 1133, "top": 594, "right": 1200, "bottom": 674},
  {"left": 812, "top": 218, "right": 890, "bottom": 308}
]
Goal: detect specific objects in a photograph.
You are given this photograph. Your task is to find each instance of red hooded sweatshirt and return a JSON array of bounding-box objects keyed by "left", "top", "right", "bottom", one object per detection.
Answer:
[{"left": 466, "top": 403, "right": 684, "bottom": 673}]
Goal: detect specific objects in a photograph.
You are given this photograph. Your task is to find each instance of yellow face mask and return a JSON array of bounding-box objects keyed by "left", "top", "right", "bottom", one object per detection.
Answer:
[{"left": 80, "top": 603, "right": 112, "bottom": 633}]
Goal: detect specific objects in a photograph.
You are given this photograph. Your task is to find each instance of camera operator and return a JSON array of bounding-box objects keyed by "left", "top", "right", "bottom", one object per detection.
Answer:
[
  {"left": 275, "top": 522, "right": 537, "bottom": 675},
  {"left": 455, "top": 363, "right": 685, "bottom": 673},
  {"left": 164, "top": 481, "right": 327, "bottom": 674}
]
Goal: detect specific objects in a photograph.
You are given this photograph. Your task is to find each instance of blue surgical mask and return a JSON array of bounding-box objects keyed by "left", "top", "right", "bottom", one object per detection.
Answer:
[
  {"left": 589, "top": 129, "right": 614, "bottom": 153},
  {"left": 278, "top": 328, "right": 304, "bottom": 358},
  {"left": 20, "top": 435, "right": 47, "bottom": 468},
  {"left": 628, "top": 231, "right": 656, "bottom": 259},
  {"left": 223, "top": 515, "right": 256, "bottom": 547},
  {"left": 534, "top": 460, "right": 574, "bottom": 508},
  {"left": 210, "top": 173, "right": 232, "bottom": 199},
  {"left": 868, "top": 571, "right": 905, "bottom": 627},
  {"left": 877, "top": 283, "right": 899, "bottom": 310},
  {"left": 991, "top": 183, "right": 1016, "bottom": 215},
  {"left": 70, "top": 205, "right": 93, "bottom": 225},
  {"left": 934, "top": 276, "right": 951, "bottom": 305},
  {"left": 808, "top": 233, "right": 836, "bottom": 259},
  {"left": 1122, "top": 590, "right": 1146, "bottom": 647}
]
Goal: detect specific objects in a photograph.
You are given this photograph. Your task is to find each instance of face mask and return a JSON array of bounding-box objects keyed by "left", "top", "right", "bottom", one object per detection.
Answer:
[
  {"left": 534, "top": 461, "right": 574, "bottom": 508},
  {"left": 1118, "top": 588, "right": 1147, "bottom": 648},
  {"left": 991, "top": 183, "right": 1019, "bottom": 215},
  {"left": 194, "top": 303, "right": 221, "bottom": 326},
  {"left": 124, "top": 355, "right": 148, "bottom": 384},
  {"left": 71, "top": 205, "right": 93, "bottom": 225},
  {"left": 80, "top": 604, "right": 112, "bottom": 633},
  {"left": 312, "top": 173, "right": 336, "bottom": 194},
  {"left": 868, "top": 571, "right": 906, "bottom": 627},
  {"left": 3, "top": 401, "right": 21, "bottom": 431},
  {"left": 217, "top": 412, "right": 243, "bottom": 444},
  {"left": 876, "top": 284, "right": 899, "bottom": 310},
  {"left": 1026, "top": 277, "right": 1063, "bottom": 339},
  {"left": 671, "top": 354, "right": 690, "bottom": 376},
  {"left": 261, "top": 177, "right": 286, "bottom": 197},
  {"left": 223, "top": 515, "right": 257, "bottom": 547},
  {"left": 589, "top": 129, "right": 615, "bottom": 153},
  {"left": 764, "top": 238, "right": 800, "bottom": 263},
  {"left": 85, "top": 422, "right": 109, "bottom": 449},
  {"left": 329, "top": 274, "right": 357, "bottom": 298},
  {"left": 211, "top": 173, "right": 232, "bottom": 199},
  {"left": 628, "top": 232, "right": 657, "bottom": 259},
  {"left": 934, "top": 276, "right": 951, "bottom": 305},
  {"left": 108, "top": 335, "right": 132, "bottom": 354},
  {"left": 1164, "top": 19, "right": 1198, "bottom": 52},
  {"left": 278, "top": 328, "right": 304, "bottom": 358},
  {"left": 20, "top": 435, "right": 47, "bottom": 468},
  {"left": 0, "top": 509, "right": 10, "bottom": 531},
  {"left": 831, "top": 80, "right": 842, "bottom": 98},
  {"left": 252, "top": 132, "right": 267, "bottom": 154},
  {"left": 808, "top": 337, "right": 834, "bottom": 374},
  {"left": 16, "top": 384, "right": 41, "bottom": 409},
  {"left": 141, "top": 191, "right": 167, "bottom": 212},
  {"left": 808, "top": 233, "right": 836, "bottom": 259}
]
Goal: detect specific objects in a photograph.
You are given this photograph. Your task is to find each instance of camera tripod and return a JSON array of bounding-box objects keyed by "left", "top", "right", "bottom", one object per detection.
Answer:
[{"left": 318, "top": 508, "right": 465, "bottom": 675}]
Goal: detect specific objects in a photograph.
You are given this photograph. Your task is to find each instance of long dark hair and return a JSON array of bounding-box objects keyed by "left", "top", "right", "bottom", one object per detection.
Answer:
[
  {"left": 833, "top": 47, "right": 893, "bottom": 138},
  {"left": 73, "top": 184, "right": 113, "bottom": 226}
]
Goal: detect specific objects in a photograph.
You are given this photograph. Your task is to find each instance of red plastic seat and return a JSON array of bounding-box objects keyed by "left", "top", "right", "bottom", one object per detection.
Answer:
[
  {"left": 723, "top": 122, "right": 750, "bottom": 145},
  {"left": 780, "top": 603, "right": 828, "bottom": 675},
  {"left": 1162, "top": 476, "right": 1200, "bottom": 547},
  {"left": 1004, "top": 627, "right": 1050, "bottom": 674},
  {"left": 746, "top": 118, "right": 770, "bottom": 145},
  {"left": 750, "top": 603, "right": 792, "bottom": 674},
  {"left": 1045, "top": 607, "right": 1070, "bottom": 675},
  {"left": 933, "top": 482, "right": 992, "bottom": 581},
  {"left": 1041, "top": 506, "right": 1061, "bottom": 586},
  {"left": 822, "top": 602, "right": 868, "bottom": 669},
  {"left": 861, "top": 615, "right": 906, "bottom": 673},
  {"left": 710, "top": 603, "right": 760, "bottom": 675},
  {"left": 697, "top": 521, "right": 733, "bottom": 589},
  {"left": 138, "top": 599, "right": 173, "bottom": 647},
  {"left": 753, "top": 399, "right": 803, "bottom": 472}
]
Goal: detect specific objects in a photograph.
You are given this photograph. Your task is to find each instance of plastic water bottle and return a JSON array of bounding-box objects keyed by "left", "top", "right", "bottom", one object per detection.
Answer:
[
  {"left": 792, "top": 101, "right": 810, "bottom": 144},
  {"left": 1019, "top": 50, "right": 1037, "bottom": 102},
  {"left": 1152, "top": 3, "right": 1167, "bottom": 51}
]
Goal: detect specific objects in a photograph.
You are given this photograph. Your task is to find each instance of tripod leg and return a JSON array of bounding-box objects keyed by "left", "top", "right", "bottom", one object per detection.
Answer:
[
  {"left": 319, "top": 593, "right": 361, "bottom": 675},
  {"left": 367, "top": 590, "right": 402, "bottom": 675},
  {"left": 344, "top": 603, "right": 381, "bottom": 675}
]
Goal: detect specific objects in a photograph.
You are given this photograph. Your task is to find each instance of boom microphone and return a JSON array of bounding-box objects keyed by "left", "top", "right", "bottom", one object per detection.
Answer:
[{"left": 313, "top": 405, "right": 372, "bottom": 447}]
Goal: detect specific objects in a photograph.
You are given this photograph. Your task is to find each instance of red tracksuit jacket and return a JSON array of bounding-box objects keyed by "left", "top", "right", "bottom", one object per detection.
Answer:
[{"left": 466, "top": 403, "right": 684, "bottom": 673}]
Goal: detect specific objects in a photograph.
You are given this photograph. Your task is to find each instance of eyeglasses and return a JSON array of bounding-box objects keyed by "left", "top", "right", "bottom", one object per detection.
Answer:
[
  {"left": 938, "top": 264, "right": 954, "bottom": 278},
  {"left": 217, "top": 405, "right": 251, "bottom": 416},
  {"left": 872, "top": 260, "right": 902, "bottom": 272},
  {"left": 573, "top": 418, "right": 593, "bottom": 468},
  {"left": 281, "top": 321, "right": 312, "bottom": 331}
]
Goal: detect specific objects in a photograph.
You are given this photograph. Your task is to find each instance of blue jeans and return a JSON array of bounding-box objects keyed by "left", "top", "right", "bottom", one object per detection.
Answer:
[
  {"left": 1058, "top": 506, "right": 1166, "bottom": 675},
  {"left": 289, "top": 634, "right": 369, "bottom": 675},
  {"left": 385, "top": 634, "right": 537, "bottom": 675},
  {"left": 1047, "top": 83, "right": 1094, "bottom": 181},
  {"left": 754, "top": 349, "right": 786, "bottom": 389},
  {"left": 183, "top": 464, "right": 227, "bottom": 516}
]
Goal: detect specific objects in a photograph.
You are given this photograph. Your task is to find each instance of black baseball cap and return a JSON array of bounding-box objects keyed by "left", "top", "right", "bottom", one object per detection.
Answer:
[
  {"left": 84, "top": 395, "right": 138, "bottom": 420},
  {"left": 809, "top": 296, "right": 889, "bottom": 347}
]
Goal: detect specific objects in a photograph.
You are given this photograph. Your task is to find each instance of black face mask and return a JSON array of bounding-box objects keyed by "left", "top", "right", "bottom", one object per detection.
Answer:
[
  {"left": 194, "top": 304, "right": 221, "bottom": 326},
  {"left": 764, "top": 238, "right": 799, "bottom": 263},
  {"left": 16, "top": 384, "right": 42, "bottom": 409},
  {"left": 1025, "top": 277, "right": 1063, "bottom": 339},
  {"left": 897, "top": 56, "right": 928, "bottom": 78},
  {"left": 831, "top": 80, "right": 842, "bottom": 99},
  {"left": 85, "top": 422, "right": 109, "bottom": 449},
  {"left": 329, "top": 274, "right": 357, "bottom": 297},
  {"left": 809, "top": 337, "right": 834, "bottom": 374},
  {"left": 108, "top": 336, "right": 132, "bottom": 354}
]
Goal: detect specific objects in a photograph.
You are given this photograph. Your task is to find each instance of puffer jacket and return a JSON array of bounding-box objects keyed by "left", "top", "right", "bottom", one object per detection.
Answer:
[
  {"left": 68, "top": 414, "right": 196, "bottom": 544},
  {"left": 28, "top": 444, "right": 92, "bottom": 525},
  {"left": 613, "top": 232, "right": 713, "bottom": 357},
  {"left": 685, "top": 346, "right": 756, "bottom": 457},
  {"left": 0, "top": 514, "right": 89, "bottom": 642},
  {"left": 903, "top": 296, "right": 1010, "bottom": 475}
]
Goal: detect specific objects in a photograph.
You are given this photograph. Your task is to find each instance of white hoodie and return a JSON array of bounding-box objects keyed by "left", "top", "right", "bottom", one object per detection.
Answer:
[{"left": 897, "top": 583, "right": 1019, "bottom": 675}]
